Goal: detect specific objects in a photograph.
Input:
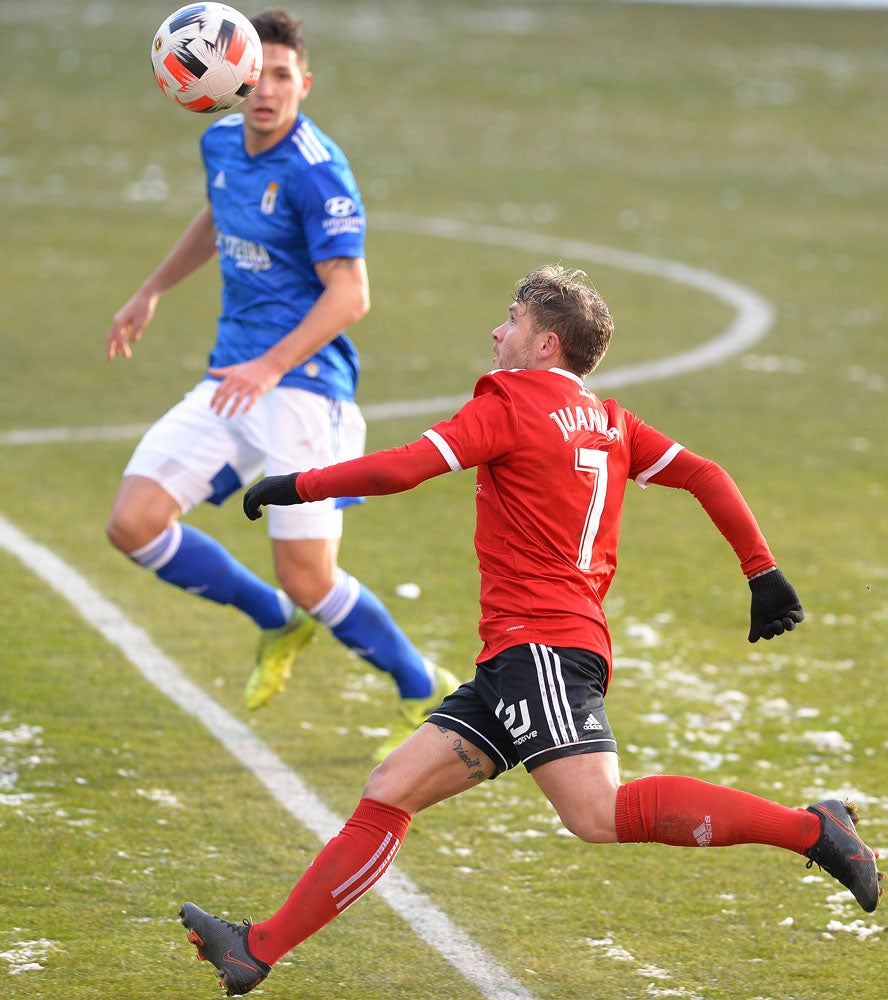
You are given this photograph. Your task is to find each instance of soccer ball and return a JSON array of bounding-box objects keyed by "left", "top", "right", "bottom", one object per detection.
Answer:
[{"left": 151, "top": 3, "right": 263, "bottom": 114}]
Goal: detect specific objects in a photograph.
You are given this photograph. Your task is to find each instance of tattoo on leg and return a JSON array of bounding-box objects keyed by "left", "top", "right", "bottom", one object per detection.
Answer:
[
  {"left": 451, "top": 737, "right": 486, "bottom": 782},
  {"left": 435, "top": 727, "right": 488, "bottom": 781}
]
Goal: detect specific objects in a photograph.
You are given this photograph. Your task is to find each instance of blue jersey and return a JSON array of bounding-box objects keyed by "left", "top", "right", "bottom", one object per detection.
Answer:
[{"left": 200, "top": 112, "right": 366, "bottom": 400}]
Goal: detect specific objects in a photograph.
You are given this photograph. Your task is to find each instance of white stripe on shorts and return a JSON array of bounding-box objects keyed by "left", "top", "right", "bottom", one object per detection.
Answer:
[{"left": 530, "top": 644, "right": 579, "bottom": 746}]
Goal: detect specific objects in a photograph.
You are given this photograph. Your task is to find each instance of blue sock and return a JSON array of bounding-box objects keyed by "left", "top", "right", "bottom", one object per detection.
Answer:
[
  {"left": 310, "top": 570, "right": 434, "bottom": 699},
  {"left": 129, "top": 523, "right": 291, "bottom": 631}
]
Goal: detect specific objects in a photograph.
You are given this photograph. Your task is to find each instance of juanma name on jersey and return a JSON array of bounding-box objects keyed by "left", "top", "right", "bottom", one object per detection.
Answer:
[{"left": 548, "top": 405, "right": 621, "bottom": 444}]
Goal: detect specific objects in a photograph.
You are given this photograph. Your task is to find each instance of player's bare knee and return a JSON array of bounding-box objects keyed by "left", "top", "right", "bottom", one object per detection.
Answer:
[
  {"left": 574, "top": 823, "right": 617, "bottom": 844},
  {"left": 106, "top": 500, "right": 174, "bottom": 555},
  {"left": 557, "top": 807, "right": 618, "bottom": 844},
  {"left": 362, "top": 761, "right": 415, "bottom": 812},
  {"left": 272, "top": 544, "right": 338, "bottom": 608},
  {"left": 361, "top": 762, "right": 387, "bottom": 800},
  {"left": 106, "top": 508, "right": 149, "bottom": 554},
  {"left": 105, "top": 511, "right": 132, "bottom": 553}
]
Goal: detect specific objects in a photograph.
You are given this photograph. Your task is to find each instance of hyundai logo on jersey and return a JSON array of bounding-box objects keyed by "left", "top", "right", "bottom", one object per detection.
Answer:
[{"left": 324, "top": 196, "right": 357, "bottom": 217}]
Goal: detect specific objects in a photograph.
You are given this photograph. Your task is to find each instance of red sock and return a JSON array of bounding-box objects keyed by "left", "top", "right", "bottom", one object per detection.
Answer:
[
  {"left": 248, "top": 797, "right": 412, "bottom": 966},
  {"left": 615, "top": 775, "right": 821, "bottom": 853}
]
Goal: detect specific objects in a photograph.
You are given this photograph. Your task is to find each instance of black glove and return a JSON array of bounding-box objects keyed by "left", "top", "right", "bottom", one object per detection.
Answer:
[
  {"left": 748, "top": 568, "right": 804, "bottom": 642},
  {"left": 243, "top": 473, "right": 304, "bottom": 521}
]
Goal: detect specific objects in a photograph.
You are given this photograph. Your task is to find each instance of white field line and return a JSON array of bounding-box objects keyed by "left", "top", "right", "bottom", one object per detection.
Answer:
[
  {"left": 0, "top": 220, "right": 774, "bottom": 996},
  {"left": 0, "top": 216, "right": 773, "bottom": 446},
  {"left": 373, "top": 212, "right": 775, "bottom": 394},
  {"left": 0, "top": 512, "right": 535, "bottom": 1000}
]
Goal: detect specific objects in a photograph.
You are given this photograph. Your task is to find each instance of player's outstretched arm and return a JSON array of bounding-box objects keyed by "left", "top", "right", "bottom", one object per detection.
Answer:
[
  {"left": 747, "top": 568, "right": 804, "bottom": 642},
  {"left": 243, "top": 475, "right": 304, "bottom": 520},
  {"left": 243, "top": 439, "right": 452, "bottom": 522}
]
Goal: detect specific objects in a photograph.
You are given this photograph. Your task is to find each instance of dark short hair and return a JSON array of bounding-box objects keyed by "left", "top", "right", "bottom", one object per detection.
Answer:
[
  {"left": 250, "top": 9, "right": 308, "bottom": 70},
  {"left": 514, "top": 264, "right": 614, "bottom": 377}
]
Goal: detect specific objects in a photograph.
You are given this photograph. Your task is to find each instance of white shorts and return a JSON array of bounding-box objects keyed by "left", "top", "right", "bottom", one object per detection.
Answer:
[{"left": 124, "top": 379, "right": 367, "bottom": 540}]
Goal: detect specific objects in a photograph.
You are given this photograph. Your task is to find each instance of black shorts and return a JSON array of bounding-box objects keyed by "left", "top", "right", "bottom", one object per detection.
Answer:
[{"left": 428, "top": 644, "right": 616, "bottom": 777}]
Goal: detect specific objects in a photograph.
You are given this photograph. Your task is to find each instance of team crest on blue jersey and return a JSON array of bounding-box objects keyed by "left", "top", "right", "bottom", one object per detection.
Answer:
[{"left": 261, "top": 182, "right": 279, "bottom": 215}]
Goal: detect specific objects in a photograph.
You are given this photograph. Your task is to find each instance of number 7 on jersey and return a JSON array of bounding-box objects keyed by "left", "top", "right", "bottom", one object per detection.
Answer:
[{"left": 575, "top": 448, "right": 608, "bottom": 571}]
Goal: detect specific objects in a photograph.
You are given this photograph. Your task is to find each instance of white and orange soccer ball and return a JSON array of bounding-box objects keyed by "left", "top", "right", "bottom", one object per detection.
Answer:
[{"left": 151, "top": 3, "right": 263, "bottom": 114}]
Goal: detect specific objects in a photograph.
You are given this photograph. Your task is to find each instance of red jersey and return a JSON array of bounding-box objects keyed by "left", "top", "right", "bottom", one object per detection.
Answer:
[
  {"left": 296, "top": 366, "right": 775, "bottom": 678},
  {"left": 422, "top": 367, "right": 681, "bottom": 668}
]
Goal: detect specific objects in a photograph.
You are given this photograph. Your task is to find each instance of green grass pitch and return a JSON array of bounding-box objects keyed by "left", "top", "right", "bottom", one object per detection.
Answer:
[{"left": 1, "top": 1, "right": 886, "bottom": 997}]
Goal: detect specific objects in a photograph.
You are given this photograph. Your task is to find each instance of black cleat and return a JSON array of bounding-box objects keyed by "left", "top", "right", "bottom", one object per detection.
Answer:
[
  {"left": 805, "top": 799, "right": 883, "bottom": 913},
  {"left": 180, "top": 901, "right": 271, "bottom": 996}
]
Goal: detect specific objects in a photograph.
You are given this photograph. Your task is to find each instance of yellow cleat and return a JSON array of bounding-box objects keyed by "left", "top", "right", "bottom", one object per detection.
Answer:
[
  {"left": 373, "top": 665, "right": 461, "bottom": 761},
  {"left": 245, "top": 608, "right": 318, "bottom": 710}
]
